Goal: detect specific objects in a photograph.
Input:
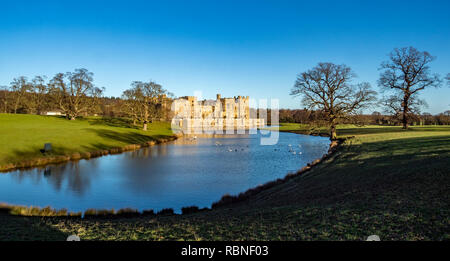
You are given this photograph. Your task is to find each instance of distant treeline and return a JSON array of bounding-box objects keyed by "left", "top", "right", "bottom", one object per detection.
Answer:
[
  {"left": 0, "top": 86, "right": 126, "bottom": 118},
  {"left": 0, "top": 68, "right": 173, "bottom": 130},
  {"left": 276, "top": 109, "right": 450, "bottom": 126}
]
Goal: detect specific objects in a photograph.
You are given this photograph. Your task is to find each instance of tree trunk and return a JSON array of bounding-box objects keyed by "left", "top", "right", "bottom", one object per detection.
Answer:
[
  {"left": 143, "top": 105, "right": 149, "bottom": 131},
  {"left": 402, "top": 99, "right": 408, "bottom": 129},
  {"left": 330, "top": 117, "right": 337, "bottom": 140},
  {"left": 330, "top": 124, "right": 337, "bottom": 140},
  {"left": 143, "top": 121, "right": 148, "bottom": 131},
  {"left": 14, "top": 95, "right": 21, "bottom": 114}
]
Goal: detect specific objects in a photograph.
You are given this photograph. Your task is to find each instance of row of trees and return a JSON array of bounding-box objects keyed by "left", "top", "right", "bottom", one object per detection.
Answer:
[
  {"left": 0, "top": 69, "right": 104, "bottom": 119},
  {"left": 1, "top": 76, "right": 49, "bottom": 115},
  {"left": 278, "top": 109, "right": 450, "bottom": 126},
  {"left": 291, "top": 46, "right": 449, "bottom": 140},
  {"left": 0, "top": 69, "right": 172, "bottom": 130}
]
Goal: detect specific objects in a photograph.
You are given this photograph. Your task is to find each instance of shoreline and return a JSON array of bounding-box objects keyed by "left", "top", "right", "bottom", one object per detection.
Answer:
[
  {"left": 0, "top": 133, "right": 182, "bottom": 173},
  {"left": 211, "top": 134, "right": 342, "bottom": 209},
  {"left": 0, "top": 130, "right": 343, "bottom": 218},
  {"left": 0, "top": 128, "right": 325, "bottom": 173}
]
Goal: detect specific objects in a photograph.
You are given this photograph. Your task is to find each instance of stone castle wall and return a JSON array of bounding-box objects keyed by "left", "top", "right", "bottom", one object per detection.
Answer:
[{"left": 171, "top": 94, "right": 264, "bottom": 133}]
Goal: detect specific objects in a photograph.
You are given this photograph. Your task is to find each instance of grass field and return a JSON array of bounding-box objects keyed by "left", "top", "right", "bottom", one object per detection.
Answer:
[
  {"left": 0, "top": 114, "right": 175, "bottom": 170},
  {"left": 0, "top": 121, "right": 449, "bottom": 240}
]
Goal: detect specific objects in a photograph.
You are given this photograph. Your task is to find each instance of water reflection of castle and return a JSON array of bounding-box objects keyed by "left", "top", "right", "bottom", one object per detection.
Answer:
[{"left": 171, "top": 94, "right": 264, "bottom": 133}]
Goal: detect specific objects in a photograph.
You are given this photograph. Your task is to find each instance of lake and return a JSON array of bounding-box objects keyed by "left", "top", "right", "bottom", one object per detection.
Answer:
[{"left": 0, "top": 131, "right": 330, "bottom": 213}]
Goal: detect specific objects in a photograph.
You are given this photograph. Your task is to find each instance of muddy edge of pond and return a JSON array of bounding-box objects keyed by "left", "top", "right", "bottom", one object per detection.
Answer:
[
  {"left": 0, "top": 131, "right": 346, "bottom": 218},
  {"left": 0, "top": 133, "right": 183, "bottom": 173}
]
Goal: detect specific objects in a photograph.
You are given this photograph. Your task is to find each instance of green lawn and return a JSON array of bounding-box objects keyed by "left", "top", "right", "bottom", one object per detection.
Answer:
[
  {"left": 0, "top": 122, "right": 449, "bottom": 240},
  {"left": 0, "top": 114, "right": 174, "bottom": 169},
  {"left": 274, "top": 122, "right": 450, "bottom": 137}
]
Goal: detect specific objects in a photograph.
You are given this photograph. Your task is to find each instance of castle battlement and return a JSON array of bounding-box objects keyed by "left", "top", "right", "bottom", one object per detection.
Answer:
[{"left": 171, "top": 94, "right": 264, "bottom": 133}]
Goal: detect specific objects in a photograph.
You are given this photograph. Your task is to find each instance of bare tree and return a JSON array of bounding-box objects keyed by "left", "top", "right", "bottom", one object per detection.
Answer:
[
  {"left": 382, "top": 94, "right": 427, "bottom": 121},
  {"left": 122, "top": 80, "right": 168, "bottom": 131},
  {"left": 49, "top": 69, "right": 103, "bottom": 120},
  {"left": 378, "top": 47, "right": 442, "bottom": 129},
  {"left": 24, "top": 76, "right": 48, "bottom": 114},
  {"left": 121, "top": 88, "right": 142, "bottom": 126},
  {"left": 446, "top": 73, "right": 450, "bottom": 86},
  {"left": 291, "top": 62, "right": 377, "bottom": 140},
  {"left": 10, "top": 76, "right": 32, "bottom": 114},
  {"left": 0, "top": 86, "right": 11, "bottom": 113}
]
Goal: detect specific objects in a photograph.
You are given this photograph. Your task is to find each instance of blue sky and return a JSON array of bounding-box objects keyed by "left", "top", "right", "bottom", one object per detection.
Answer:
[{"left": 0, "top": 0, "right": 449, "bottom": 113}]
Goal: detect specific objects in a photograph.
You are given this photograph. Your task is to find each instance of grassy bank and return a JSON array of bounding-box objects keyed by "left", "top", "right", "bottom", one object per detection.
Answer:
[
  {"left": 0, "top": 114, "right": 176, "bottom": 171},
  {"left": 0, "top": 123, "right": 449, "bottom": 240}
]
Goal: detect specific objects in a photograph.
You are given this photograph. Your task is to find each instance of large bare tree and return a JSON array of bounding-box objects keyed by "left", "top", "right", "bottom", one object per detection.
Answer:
[
  {"left": 49, "top": 68, "right": 103, "bottom": 120},
  {"left": 121, "top": 88, "right": 142, "bottom": 126},
  {"left": 122, "top": 81, "right": 168, "bottom": 131},
  {"left": 10, "top": 76, "right": 31, "bottom": 114},
  {"left": 378, "top": 47, "right": 442, "bottom": 129},
  {"left": 291, "top": 62, "right": 377, "bottom": 140}
]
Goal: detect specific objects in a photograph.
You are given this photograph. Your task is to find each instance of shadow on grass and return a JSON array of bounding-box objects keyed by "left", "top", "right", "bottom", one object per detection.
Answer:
[
  {"left": 86, "top": 117, "right": 141, "bottom": 129},
  {"left": 346, "top": 134, "right": 450, "bottom": 159},
  {"left": 2, "top": 144, "right": 77, "bottom": 169},
  {"left": 229, "top": 134, "right": 450, "bottom": 213},
  {"left": 84, "top": 128, "right": 174, "bottom": 146},
  {"left": 0, "top": 214, "right": 69, "bottom": 241},
  {"left": 1, "top": 127, "right": 174, "bottom": 172}
]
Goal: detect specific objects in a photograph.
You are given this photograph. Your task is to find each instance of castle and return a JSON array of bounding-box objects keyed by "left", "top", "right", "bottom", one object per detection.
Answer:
[{"left": 171, "top": 94, "right": 264, "bottom": 133}]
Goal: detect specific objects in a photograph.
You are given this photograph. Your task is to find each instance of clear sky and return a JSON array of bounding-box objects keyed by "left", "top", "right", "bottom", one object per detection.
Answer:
[{"left": 0, "top": 0, "right": 449, "bottom": 113}]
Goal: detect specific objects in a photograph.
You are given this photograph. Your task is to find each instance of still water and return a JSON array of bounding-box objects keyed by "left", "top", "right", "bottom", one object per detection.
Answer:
[{"left": 0, "top": 132, "right": 330, "bottom": 213}]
